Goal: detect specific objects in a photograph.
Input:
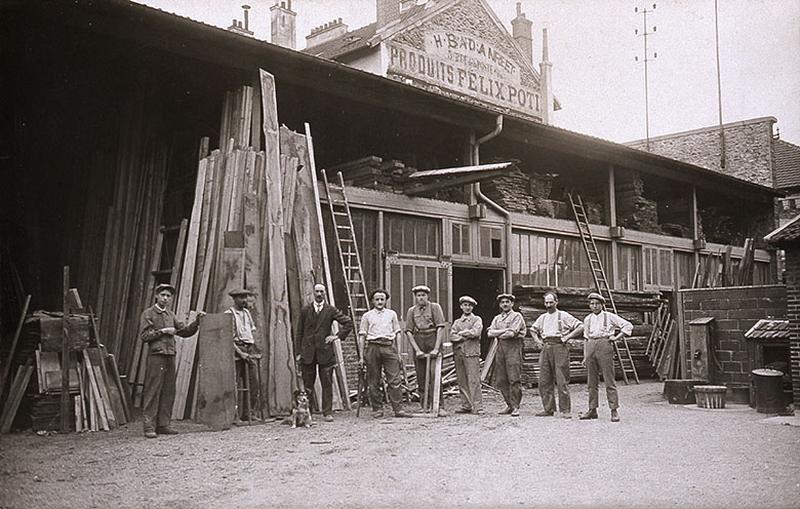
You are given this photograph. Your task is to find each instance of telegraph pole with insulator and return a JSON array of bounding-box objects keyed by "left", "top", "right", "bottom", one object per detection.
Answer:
[{"left": 635, "top": 3, "right": 657, "bottom": 151}]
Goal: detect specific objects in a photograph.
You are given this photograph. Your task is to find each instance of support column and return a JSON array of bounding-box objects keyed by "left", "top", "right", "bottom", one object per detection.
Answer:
[
  {"left": 692, "top": 185, "right": 700, "bottom": 268},
  {"left": 609, "top": 165, "right": 619, "bottom": 289}
]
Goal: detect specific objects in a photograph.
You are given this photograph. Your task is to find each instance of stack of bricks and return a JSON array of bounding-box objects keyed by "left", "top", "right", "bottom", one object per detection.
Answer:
[{"left": 679, "top": 285, "right": 787, "bottom": 387}]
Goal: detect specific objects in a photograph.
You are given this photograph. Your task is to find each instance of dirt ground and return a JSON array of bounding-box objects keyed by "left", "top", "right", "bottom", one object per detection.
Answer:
[{"left": 1, "top": 381, "right": 798, "bottom": 509}]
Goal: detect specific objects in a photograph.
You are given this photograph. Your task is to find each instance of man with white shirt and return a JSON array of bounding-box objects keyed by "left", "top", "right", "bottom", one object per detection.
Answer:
[
  {"left": 530, "top": 291, "right": 583, "bottom": 418},
  {"left": 358, "top": 289, "right": 410, "bottom": 419},
  {"left": 225, "top": 288, "right": 261, "bottom": 421},
  {"left": 579, "top": 292, "right": 633, "bottom": 422}
]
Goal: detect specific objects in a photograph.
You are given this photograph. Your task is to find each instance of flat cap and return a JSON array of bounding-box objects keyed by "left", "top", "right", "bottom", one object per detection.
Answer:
[
  {"left": 459, "top": 296, "right": 477, "bottom": 306},
  {"left": 411, "top": 285, "right": 431, "bottom": 294},
  {"left": 496, "top": 293, "right": 515, "bottom": 303},
  {"left": 587, "top": 292, "right": 606, "bottom": 303},
  {"left": 229, "top": 288, "right": 255, "bottom": 297},
  {"left": 155, "top": 283, "right": 176, "bottom": 295}
]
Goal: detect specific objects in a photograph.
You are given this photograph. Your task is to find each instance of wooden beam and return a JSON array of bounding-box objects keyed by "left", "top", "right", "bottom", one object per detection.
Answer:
[
  {"left": 405, "top": 170, "right": 507, "bottom": 196},
  {"left": 61, "top": 266, "right": 70, "bottom": 432},
  {"left": 261, "top": 69, "right": 295, "bottom": 415}
]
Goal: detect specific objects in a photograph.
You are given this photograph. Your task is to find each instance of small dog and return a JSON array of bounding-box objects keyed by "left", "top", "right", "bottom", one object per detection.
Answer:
[{"left": 291, "top": 389, "right": 313, "bottom": 429}]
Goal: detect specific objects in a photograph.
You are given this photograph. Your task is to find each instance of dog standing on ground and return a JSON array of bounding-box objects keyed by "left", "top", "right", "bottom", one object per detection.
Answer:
[{"left": 291, "top": 389, "right": 313, "bottom": 428}]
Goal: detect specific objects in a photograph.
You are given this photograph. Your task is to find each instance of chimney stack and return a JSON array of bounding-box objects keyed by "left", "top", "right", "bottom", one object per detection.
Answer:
[
  {"left": 228, "top": 4, "right": 255, "bottom": 37},
  {"left": 270, "top": 0, "right": 297, "bottom": 49},
  {"left": 376, "top": 0, "right": 401, "bottom": 29},
  {"left": 539, "top": 28, "right": 553, "bottom": 124},
  {"left": 306, "top": 18, "right": 349, "bottom": 49},
  {"left": 511, "top": 2, "right": 533, "bottom": 64}
]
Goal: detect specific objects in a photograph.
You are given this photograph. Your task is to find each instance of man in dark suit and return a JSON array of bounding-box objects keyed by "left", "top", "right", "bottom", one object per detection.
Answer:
[{"left": 296, "top": 284, "right": 353, "bottom": 421}]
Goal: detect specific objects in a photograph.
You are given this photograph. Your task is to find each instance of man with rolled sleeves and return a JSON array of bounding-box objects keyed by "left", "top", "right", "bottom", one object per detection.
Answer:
[
  {"left": 579, "top": 292, "right": 633, "bottom": 422},
  {"left": 139, "top": 283, "right": 204, "bottom": 438},
  {"left": 450, "top": 295, "right": 483, "bottom": 414},
  {"left": 404, "top": 285, "right": 447, "bottom": 415},
  {"left": 487, "top": 293, "right": 527, "bottom": 417},
  {"left": 225, "top": 288, "right": 261, "bottom": 421},
  {"left": 530, "top": 291, "right": 583, "bottom": 419},
  {"left": 358, "top": 289, "right": 410, "bottom": 419},
  {"left": 296, "top": 284, "right": 353, "bottom": 422}
]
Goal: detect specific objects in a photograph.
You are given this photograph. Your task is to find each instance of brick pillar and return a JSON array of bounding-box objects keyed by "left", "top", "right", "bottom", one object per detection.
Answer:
[{"left": 786, "top": 249, "right": 800, "bottom": 405}]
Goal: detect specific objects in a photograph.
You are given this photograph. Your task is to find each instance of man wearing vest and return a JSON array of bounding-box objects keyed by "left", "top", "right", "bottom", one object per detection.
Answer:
[
  {"left": 530, "top": 291, "right": 583, "bottom": 418},
  {"left": 139, "top": 283, "right": 204, "bottom": 438},
  {"left": 487, "top": 293, "right": 527, "bottom": 417},
  {"left": 580, "top": 292, "right": 633, "bottom": 422},
  {"left": 296, "top": 284, "right": 353, "bottom": 422},
  {"left": 225, "top": 288, "right": 261, "bottom": 421},
  {"left": 405, "top": 284, "right": 448, "bottom": 415},
  {"left": 450, "top": 295, "right": 484, "bottom": 414}
]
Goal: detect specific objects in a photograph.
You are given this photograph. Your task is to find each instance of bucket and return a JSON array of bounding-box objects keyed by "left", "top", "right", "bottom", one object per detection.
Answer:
[
  {"left": 694, "top": 385, "right": 727, "bottom": 409},
  {"left": 752, "top": 368, "right": 785, "bottom": 414}
]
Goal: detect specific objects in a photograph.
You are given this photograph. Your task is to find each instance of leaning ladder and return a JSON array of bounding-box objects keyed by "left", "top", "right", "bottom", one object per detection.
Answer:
[
  {"left": 321, "top": 171, "right": 371, "bottom": 395},
  {"left": 568, "top": 193, "right": 639, "bottom": 384}
]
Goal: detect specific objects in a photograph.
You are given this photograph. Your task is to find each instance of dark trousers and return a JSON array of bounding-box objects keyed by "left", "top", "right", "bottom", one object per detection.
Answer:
[
  {"left": 539, "top": 342, "right": 571, "bottom": 413},
  {"left": 586, "top": 338, "right": 619, "bottom": 410},
  {"left": 412, "top": 331, "right": 443, "bottom": 407},
  {"left": 495, "top": 338, "right": 523, "bottom": 409},
  {"left": 142, "top": 353, "right": 176, "bottom": 431},
  {"left": 454, "top": 346, "right": 482, "bottom": 411},
  {"left": 302, "top": 362, "right": 335, "bottom": 415},
  {"left": 364, "top": 342, "right": 404, "bottom": 412}
]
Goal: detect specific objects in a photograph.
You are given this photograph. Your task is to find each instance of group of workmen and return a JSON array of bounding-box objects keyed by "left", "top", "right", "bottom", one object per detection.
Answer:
[{"left": 138, "top": 280, "right": 632, "bottom": 438}]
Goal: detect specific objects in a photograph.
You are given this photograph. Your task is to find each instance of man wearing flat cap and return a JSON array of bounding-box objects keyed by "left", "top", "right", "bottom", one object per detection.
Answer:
[
  {"left": 405, "top": 284, "right": 447, "bottom": 414},
  {"left": 450, "top": 295, "right": 484, "bottom": 414},
  {"left": 296, "top": 284, "right": 353, "bottom": 422},
  {"left": 487, "top": 293, "right": 527, "bottom": 416},
  {"left": 139, "top": 283, "right": 204, "bottom": 438},
  {"left": 224, "top": 288, "right": 261, "bottom": 421},
  {"left": 580, "top": 292, "right": 632, "bottom": 422}
]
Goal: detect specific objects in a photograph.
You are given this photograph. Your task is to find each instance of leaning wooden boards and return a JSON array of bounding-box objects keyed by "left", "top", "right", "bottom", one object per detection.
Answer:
[{"left": 195, "top": 314, "right": 236, "bottom": 430}]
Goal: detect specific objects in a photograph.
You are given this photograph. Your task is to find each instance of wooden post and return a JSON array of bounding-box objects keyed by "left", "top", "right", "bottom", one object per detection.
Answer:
[
  {"left": 609, "top": 165, "right": 619, "bottom": 289},
  {"left": 692, "top": 185, "right": 700, "bottom": 268},
  {"left": 61, "top": 266, "right": 71, "bottom": 431}
]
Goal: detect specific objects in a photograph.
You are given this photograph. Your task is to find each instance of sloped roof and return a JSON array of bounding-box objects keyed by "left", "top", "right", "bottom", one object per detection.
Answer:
[
  {"left": 304, "top": 4, "right": 426, "bottom": 59},
  {"left": 765, "top": 214, "right": 800, "bottom": 245},
  {"left": 744, "top": 319, "right": 790, "bottom": 341},
  {"left": 774, "top": 139, "right": 800, "bottom": 190}
]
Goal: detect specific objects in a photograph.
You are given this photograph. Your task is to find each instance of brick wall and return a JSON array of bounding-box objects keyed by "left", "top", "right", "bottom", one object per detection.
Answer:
[
  {"left": 679, "top": 285, "right": 786, "bottom": 386},
  {"left": 784, "top": 251, "right": 800, "bottom": 405},
  {"left": 628, "top": 118, "right": 776, "bottom": 188}
]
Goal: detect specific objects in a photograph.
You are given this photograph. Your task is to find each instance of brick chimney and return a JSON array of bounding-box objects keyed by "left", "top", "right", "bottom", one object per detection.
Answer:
[
  {"left": 511, "top": 2, "right": 533, "bottom": 64},
  {"left": 540, "top": 28, "right": 553, "bottom": 124},
  {"left": 377, "top": 0, "right": 401, "bottom": 28},
  {"left": 270, "top": 0, "right": 297, "bottom": 49},
  {"left": 228, "top": 4, "right": 255, "bottom": 37},
  {"left": 305, "top": 18, "right": 349, "bottom": 49}
]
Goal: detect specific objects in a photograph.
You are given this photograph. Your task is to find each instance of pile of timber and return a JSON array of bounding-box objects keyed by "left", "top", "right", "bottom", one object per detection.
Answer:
[
  {"left": 0, "top": 292, "right": 130, "bottom": 433},
  {"left": 514, "top": 285, "right": 664, "bottom": 314},
  {"left": 645, "top": 303, "right": 682, "bottom": 380},
  {"left": 691, "top": 239, "right": 755, "bottom": 289},
  {"left": 616, "top": 171, "right": 661, "bottom": 234},
  {"left": 328, "top": 156, "right": 416, "bottom": 192}
]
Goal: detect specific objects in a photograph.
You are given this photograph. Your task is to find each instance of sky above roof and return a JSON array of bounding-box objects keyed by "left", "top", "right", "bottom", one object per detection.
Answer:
[{"left": 138, "top": 0, "right": 800, "bottom": 146}]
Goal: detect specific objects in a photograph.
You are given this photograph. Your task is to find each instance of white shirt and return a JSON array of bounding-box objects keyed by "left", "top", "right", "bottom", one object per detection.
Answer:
[
  {"left": 226, "top": 307, "right": 256, "bottom": 344},
  {"left": 314, "top": 301, "right": 324, "bottom": 314},
  {"left": 583, "top": 311, "right": 633, "bottom": 339},
  {"left": 531, "top": 310, "right": 581, "bottom": 338}
]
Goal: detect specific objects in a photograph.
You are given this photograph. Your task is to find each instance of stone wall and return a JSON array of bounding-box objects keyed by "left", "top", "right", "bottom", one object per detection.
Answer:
[
  {"left": 628, "top": 118, "right": 776, "bottom": 188},
  {"left": 679, "top": 285, "right": 786, "bottom": 387}
]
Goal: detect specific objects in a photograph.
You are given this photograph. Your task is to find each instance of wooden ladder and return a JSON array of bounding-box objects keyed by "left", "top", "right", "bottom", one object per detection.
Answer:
[
  {"left": 568, "top": 193, "right": 639, "bottom": 384},
  {"left": 321, "top": 171, "right": 370, "bottom": 365}
]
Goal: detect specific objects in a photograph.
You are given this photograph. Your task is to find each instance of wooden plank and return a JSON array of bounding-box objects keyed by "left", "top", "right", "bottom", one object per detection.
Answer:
[
  {"left": 92, "top": 363, "right": 117, "bottom": 429},
  {"left": 1, "top": 360, "right": 33, "bottom": 433},
  {"left": 90, "top": 348, "right": 125, "bottom": 426},
  {"left": 74, "top": 395, "right": 82, "bottom": 432},
  {"left": 242, "top": 191, "right": 268, "bottom": 414},
  {"left": 481, "top": 338, "right": 498, "bottom": 382},
  {"left": 261, "top": 69, "right": 296, "bottom": 415},
  {"left": 61, "top": 267, "right": 70, "bottom": 431},
  {"left": 0, "top": 294, "right": 30, "bottom": 399},
  {"left": 81, "top": 349, "right": 109, "bottom": 431},
  {"left": 169, "top": 218, "right": 189, "bottom": 292},
  {"left": 332, "top": 339, "right": 351, "bottom": 411},
  {"left": 106, "top": 353, "right": 131, "bottom": 422},
  {"left": 175, "top": 155, "right": 207, "bottom": 319},
  {"left": 213, "top": 242, "right": 246, "bottom": 313},
  {"left": 432, "top": 353, "right": 443, "bottom": 415},
  {"left": 195, "top": 313, "right": 236, "bottom": 430},
  {"left": 193, "top": 152, "right": 217, "bottom": 309},
  {"left": 172, "top": 310, "right": 198, "bottom": 420}
]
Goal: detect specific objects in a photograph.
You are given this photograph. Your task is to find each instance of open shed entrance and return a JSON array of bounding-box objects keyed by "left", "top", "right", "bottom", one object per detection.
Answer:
[{"left": 451, "top": 267, "right": 505, "bottom": 358}]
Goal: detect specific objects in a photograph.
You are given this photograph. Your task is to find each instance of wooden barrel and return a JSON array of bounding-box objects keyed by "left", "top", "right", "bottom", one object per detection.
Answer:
[{"left": 694, "top": 385, "right": 727, "bottom": 409}]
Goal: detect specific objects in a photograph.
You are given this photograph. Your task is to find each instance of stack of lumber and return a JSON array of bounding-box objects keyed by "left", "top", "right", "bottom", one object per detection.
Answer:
[
  {"left": 616, "top": 171, "right": 661, "bottom": 234},
  {"left": 690, "top": 240, "right": 755, "bottom": 289},
  {"left": 646, "top": 303, "right": 681, "bottom": 380},
  {"left": 514, "top": 285, "right": 664, "bottom": 314},
  {"left": 329, "top": 156, "right": 417, "bottom": 192}
]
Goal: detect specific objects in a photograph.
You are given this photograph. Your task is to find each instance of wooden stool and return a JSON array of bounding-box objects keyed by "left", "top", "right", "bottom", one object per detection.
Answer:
[{"left": 236, "top": 358, "right": 263, "bottom": 424}]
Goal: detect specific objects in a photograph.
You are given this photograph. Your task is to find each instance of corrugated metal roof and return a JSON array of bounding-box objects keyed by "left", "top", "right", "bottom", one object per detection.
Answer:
[
  {"left": 774, "top": 139, "right": 800, "bottom": 190},
  {"left": 744, "top": 319, "right": 790, "bottom": 341}
]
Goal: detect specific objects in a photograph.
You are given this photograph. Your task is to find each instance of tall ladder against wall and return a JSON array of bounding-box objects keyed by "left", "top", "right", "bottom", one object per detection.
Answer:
[
  {"left": 568, "top": 193, "right": 639, "bottom": 384},
  {"left": 321, "top": 171, "right": 370, "bottom": 391}
]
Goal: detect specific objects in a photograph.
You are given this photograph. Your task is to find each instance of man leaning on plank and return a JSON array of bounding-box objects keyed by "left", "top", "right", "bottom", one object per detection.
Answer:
[
  {"left": 487, "top": 293, "right": 526, "bottom": 417},
  {"left": 405, "top": 284, "right": 448, "bottom": 416}
]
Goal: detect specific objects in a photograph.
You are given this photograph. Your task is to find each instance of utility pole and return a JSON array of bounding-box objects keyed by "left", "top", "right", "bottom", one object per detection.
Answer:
[
  {"left": 635, "top": 3, "right": 657, "bottom": 151},
  {"left": 714, "top": 0, "right": 726, "bottom": 168}
]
